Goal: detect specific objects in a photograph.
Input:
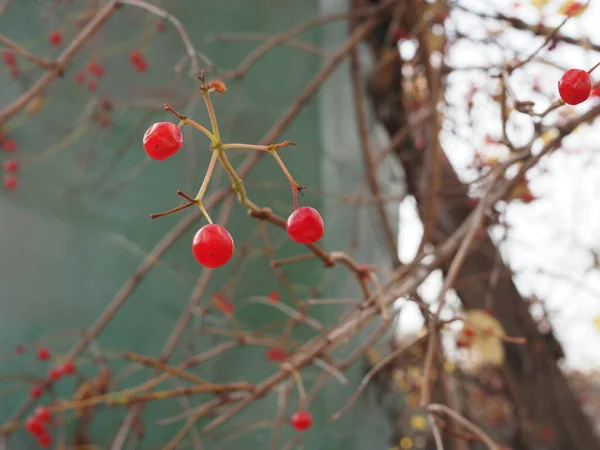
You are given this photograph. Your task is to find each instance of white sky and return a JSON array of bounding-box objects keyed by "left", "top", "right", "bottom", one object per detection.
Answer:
[{"left": 395, "top": 0, "right": 600, "bottom": 369}]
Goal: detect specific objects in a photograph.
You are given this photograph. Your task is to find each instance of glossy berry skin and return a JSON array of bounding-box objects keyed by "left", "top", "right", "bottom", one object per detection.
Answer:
[
  {"left": 34, "top": 406, "right": 52, "bottom": 422},
  {"left": 291, "top": 410, "right": 312, "bottom": 431},
  {"left": 143, "top": 122, "right": 183, "bottom": 161},
  {"left": 3, "top": 160, "right": 18, "bottom": 172},
  {"left": 286, "top": 207, "right": 324, "bottom": 244},
  {"left": 48, "top": 368, "right": 62, "bottom": 382},
  {"left": 37, "top": 433, "right": 52, "bottom": 448},
  {"left": 192, "top": 224, "right": 234, "bottom": 268},
  {"left": 30, "top": 385, "right": 43, "bottom": 399},
  {"left": 558, "top": 69, "right": 591, "bottom": 105},
  {"left": 37, "top": 348, "right": 51, "bottom": 361},
  {"left": 61, "top": 361, "right": 76, "bottom": 375},
  {"left": 48, "top": 30, "right": 62, "bottom": 46},
  {"left": 25, "top": 417, "right": 45, "bottom": 436}
]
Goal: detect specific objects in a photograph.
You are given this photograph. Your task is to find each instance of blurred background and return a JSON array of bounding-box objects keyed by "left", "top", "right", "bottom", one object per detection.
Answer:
[{"left": 1, "top": 0, "right": 600, "bottom": 449}]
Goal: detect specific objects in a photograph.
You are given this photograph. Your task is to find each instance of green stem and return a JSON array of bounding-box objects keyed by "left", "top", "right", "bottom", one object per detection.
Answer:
[
  {"left": 215, "top": 147, "right": 259, "bottom": 210},
  {"left": 202, "top": 90, "right": 220, "bottom": 143},
  {"left": 182, "top": 118, "right": 216, "bottom": 144}
]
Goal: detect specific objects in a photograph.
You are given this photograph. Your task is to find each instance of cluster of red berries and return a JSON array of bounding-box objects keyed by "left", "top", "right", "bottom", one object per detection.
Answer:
[
  {"left": 3, "top": 50, "right": 18, "bottom": 77},
  {"left": 142, "top": 121, "right": 325, "bottom": 269},
  {"left": 24, "top": 406, "right": 53, "bottom": 448},
  {"left": 1, "top": 132, "right": 19, "bottom": 191},
  {"left": 29, "top": 348, "right": 76, "bottom": 399},
  {"left": 558, "top": 68, "right": 599, "bottom": 105},
  {"left": 129, "top": 50, "right": 148, "bottom": 73},
  {"left": 74, "top": 60, "right": 106, "bottom": 93},
  {"left": 48, "top": 30, "right": 62, "bottom": 47}
]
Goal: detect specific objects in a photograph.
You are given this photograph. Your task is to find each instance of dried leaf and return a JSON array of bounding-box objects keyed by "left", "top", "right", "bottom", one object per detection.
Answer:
[
  {"left": 532, "top": 0, "right": 549, "bottom": 9},
  {"left": 473, "top": 336, "right": 505, "bottom": 366},
  {"left": 558, "top": 0, "right": 587, "bottom": 16}
]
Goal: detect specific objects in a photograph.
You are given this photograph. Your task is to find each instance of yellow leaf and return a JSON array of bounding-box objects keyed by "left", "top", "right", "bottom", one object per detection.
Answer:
[
  {"left": 410, "top": 414, "right": 428, "bottom": 431},
  {"left": 473, "top": 335, "right": 505, "bottom": 366},
  {"left": 464, "top": 310, "right": 506, "bottom": 366},
  {"left": 593, "top": 316, "right": 600, "bottom": 331},
  {"left": 400, "top": 437, "right": 413, "bottom": 450},
  {"left": 465, "top": 310, "right": 505, "bottom": 338},
  {"left": 532, "top": 0, "right": 549, "bottom": 9}
]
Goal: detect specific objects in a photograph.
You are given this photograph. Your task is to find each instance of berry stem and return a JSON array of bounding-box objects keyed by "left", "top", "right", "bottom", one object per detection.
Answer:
[
  {"left": 165, "top": 103, "right": 215, "bottom": 143},
  {"left": 269, "top": 150, "right": 305, "bottom": 210},
  {"left": 588, "top": 60, "right": 600, "bottom": 75},
  {"left": 283, "top": 364, "right": 307, "bottom": 405},
  {"left": 215, "top": 147, "right": 260, "bottom": 211},
  {"left": 149, "top": 202, "right": 194, "bottom": 219},
  {"left": 200, "top": 71, "right": 220, "bottom": 142},
  {"left": 220, "top": 141, "right": 295, "bottom": 152}
]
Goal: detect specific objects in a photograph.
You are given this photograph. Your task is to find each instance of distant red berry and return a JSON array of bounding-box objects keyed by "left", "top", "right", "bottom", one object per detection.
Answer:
[
  {"left": 87, "top": 61, "right": 105, "bottom": 78},
  {"left": 3, "top": 160, "right": 18, "bottom": 172},
  {"left": 520, "top": 190, "right": 536, "bottom": 203},
  {"left": 135, "top": 60, "right": 148, "bottom": 73},
  {"left": 37, "top": 348, "right": 51, "bottom": 361},
  {"left": 266, "top": 348, "right": 288, "bottom": 362},
  {"left": 558, "top": 69, "right": 591, "bottom": 105},
  {"left": 30, "top": 385, "right": 43, "bottom": 399},
  {"left": 25, "top": 417, "right": 45, "bottom": 437},
  {"left": 87, "top": 80, "right": 98, "bottom": 92},
  {"left": 591, "top": 86, "right": 600, "bottom": 98},
  {"left": 34, "top": 406, "right": 52, "bottom": 422},
  {"left": 2, "top": 139, "right": 17, "bottom": 152},
  {"left": 48, "top": 368, "right": 62, "bottom": 382},
  {"left": 192, "top": 224, "right": 234, "bottom": 268},
  {"left": 463, "top": 328, "right": 476, "bottom": 338},
  {"left": 37, "top": 433, "right": 52, "bottom": 448},
  {"left": 74, "top": 72, "right": 85, "bottom": 83},
  {"left": 129, "top": 50, "right": 143, "bottom": 65},
  {"left": 566, "top": 1, "right": 584, "bottom": 16},
  {"left": 286, "top": 207, "right": 324, "bottom": 244},
  {"left": 268, "top": 291, "right": 280, "bottom": 303},
  {"left": 3, "top": 51, "right": 16, "bottom": 66},
  {"left": 291, "top": 410, "right": 312, "bottom": 431},
  {"left": 156, "top": 21, "right": 167, "bottom": 32},
  {"left": 61, "top": 361, "right": 76, "bottom": 375},
  {"left": 142, "top": 122, "right": 183, "bottom": 160},
  {"left": 4, "top": 175, "right": 17, "bottom": 191},
  {"left": 15, "top": 345, "right": 25, "bottom": 355},
  {"left": 48, "top": 30, "right": 63, "bottom": 46}
]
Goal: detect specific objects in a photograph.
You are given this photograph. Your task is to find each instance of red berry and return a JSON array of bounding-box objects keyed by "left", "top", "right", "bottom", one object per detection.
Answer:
[
  {"left": 30, "top": 385, "right": 43, "bottom": 399},
  {"left": 129, "top": 50, "right": 143, "bottom": 64},
  {"left": 48, "top": 30, "right": 62, "bottom": 46},
  {"left": 34, "top": 406, "right": 52, "bottom": 422},
  {"left": 37, "top": 433, "right": 52, "bottom": 448},
  {"left": 3, "top": 51, "right": 16, "bottom": 66},
  {"left": 2, "top": 139, "right": 17, "bottom": 152},
  {"left": 268, "top": 291, "right": 280, "bottom": 303},
  {"left": 15, "top": 345, "right": 25, "bottom": 355},
  {"left": 558, "top": 69, "right": 591, "bottom": 105},
  {"left": 266, "top": 348, "right": 288, "bottom": 362},
  {"left": 87, "top": 80, "right": 98, "bottom": 92},
  {"left": 37, "top": 348, "right": 51, "bottom": 361},
  {"left": 142, "top": 122, "right": 183, "bottom": 160},
  {"left": 48, "top": 368, "right": 62, "bottom": 382},
  {"left": 286, "top": 207, "right": 324, "bottom": 244},
  {"left": 192, "top": 224, "right": 234, "bottom": 268},
  {"left": 87, "top": 61, "right": 105, "bottom": 78},
  {"left": 25, "top": 417, "right": 45, "bottom": 437},
  {"left": 291, "top": 410, "right": 312, "bottom": 431},
  {"left": 463, "top": 328, "right": 476, "bottom": 338},
  {"left": 592, "top": 87, "right": 600, "bottom": 98},
  {"left": 3, "top": 159, "right": 18, "bottom": 172},
  {"left": 566, "top": 1, "right": 584, "bottom": 16},
  {"left": 135, "top": 60, "right": 148, "bottom": 73},
  {"left": 61, "top": 361, "right": 76, "bottom": 375},
  {"left": 4, "top": 175, "right": 17, "bottom": 191},
  {"left": 156, "top": 21, "right": 167, "bottom": 32},
  {"left": 74, "top": 72, "right": 85, "bottom": 83}
]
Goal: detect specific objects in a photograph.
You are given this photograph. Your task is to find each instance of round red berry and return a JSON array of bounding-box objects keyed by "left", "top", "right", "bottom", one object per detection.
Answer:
[
  {"left": 291, "top": 410, "right": 312, "bottom": 431},
  {"left": 129, "top": 50, "right": 143, "bottom": 65},
  {"left": 74, "top": 72, "right": 85, "bottom": 83},
  {"left": 61, "top": 361, "right": 76, "bottom": 375},
  {"left": 30, "top": 385, "right": 43, "bottom": 399},
  {"left": 37, "top": 433, "right": 52, "bottom": 448},
  {"left": 87, "top": 61, "right": 105, "bottom": 78},
  {"left": 558, "top": 69, "right": 591, "bottom": 105},
  {"left": 4, "top": 175, "right": 17, "bottom": 191},
  {"left": 592, "top": 86, "right": 600, "bottom": 98},
  {"left": 25, "top": 417, "right": 45, "bottom": 436},
  {"left": 192, "top": 224, "right": 234, "bottom": 268},
  {"left": 48, "top": 368, "right": 62, "bottom": 382},
  {"left": 142, "top": 122, "right": 183, "bottom": 160},
  {"left": 266, "top": 348, "right": 288, "bottom": 362},
  {"left": 3, "top": 159, "right": 18, "bottom": 172},
  {"left": 135, "top": 60, "right": 149, "bottom": 73},
  {"left": 286, "top": 207, "right": 324, "bottom": 244},
  {"left": 37, "top": 348, "right": 51, "bottom": 361},
  {"left": 3, "top": 51, "right": 16, "bottom": 66},
  {"left": 48, "top": 30, "right": 62, "bottom": 46},
  {"left": 34, "top": 406, "right": 52, "bottom": 422},
  {"left": 2, "top": 139, "right": 17, "bottom": 152},
  {"left": 268, "top": 291, "right": 280, "bottom": 303}
]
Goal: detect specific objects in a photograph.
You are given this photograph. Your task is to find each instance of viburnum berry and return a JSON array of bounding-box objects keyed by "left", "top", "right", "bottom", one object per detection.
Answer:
[
  {"left": 156, "top": 21, "right": 167, "bottom": 32},
  {"left": 3, "top": 160, "right": 18, "bottom": 172},
  {"left": 34, "top": 406, "right": 52, "bottom": 422},
  {"left": 558, "top": 69, "right": 591, "bottom": 105},
  {"left": 3, "top": 51, "right": 16, "bottom": 66},
  {"left": 268, "top": 291, "right": 280, "bottom": 303},
  {"left": 37, "top": 433, "right": 52, "bottom": 448},
  {"left": 61, "top": 361, "right": 76, "bottom": 375},
  {"left": 129, "top": 50, "right": 143, "bottom": 65},
  {"left": 48, "top": 30, "right": 62, "bottom": 46},
  {"left": 4, "top": 175, "right": 17, "bottom": 191},
  {"left": 2, "top": 139, "right": 17, "bottom": 152},
  {"left": 15, "top": 345, "right": 25, "bottom": 355},
  {"left": 30, "top": 385, "right": 43, "bottom": 399},
  {"left": 25, "top": 417, "right": 45, "bottom": 436},
  {"left": 192, "top": 224, "right": 234, "bottom": 268},
  {"left": 592, "top": 87, "right": 600, "bottom": 98},
  {"left": 291, "top": 410, "right": 312, "bottom": 431},
  {"left": 143, "top": 122, "right": 183, "bottom": 160},
  {"left": 48, "top": 368, "right": 62, "bottom": 382},
  {"left": 74, "top": 72, "right": 85, "bottom": 83},
  {"left": 135, "top": 60, "right": 149, "bottom": 73},
  {"left": 37, "top": 347, "right": 51, "bottom": 361},
  {"left": 87, "top": 61, "right": 105, "bottom": 78},
  {"left": 286, "top": 207, "right": 324, "bottom": 244},
  {"left": 266, "top": 348, "right": 288, "bottom": 362}
]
